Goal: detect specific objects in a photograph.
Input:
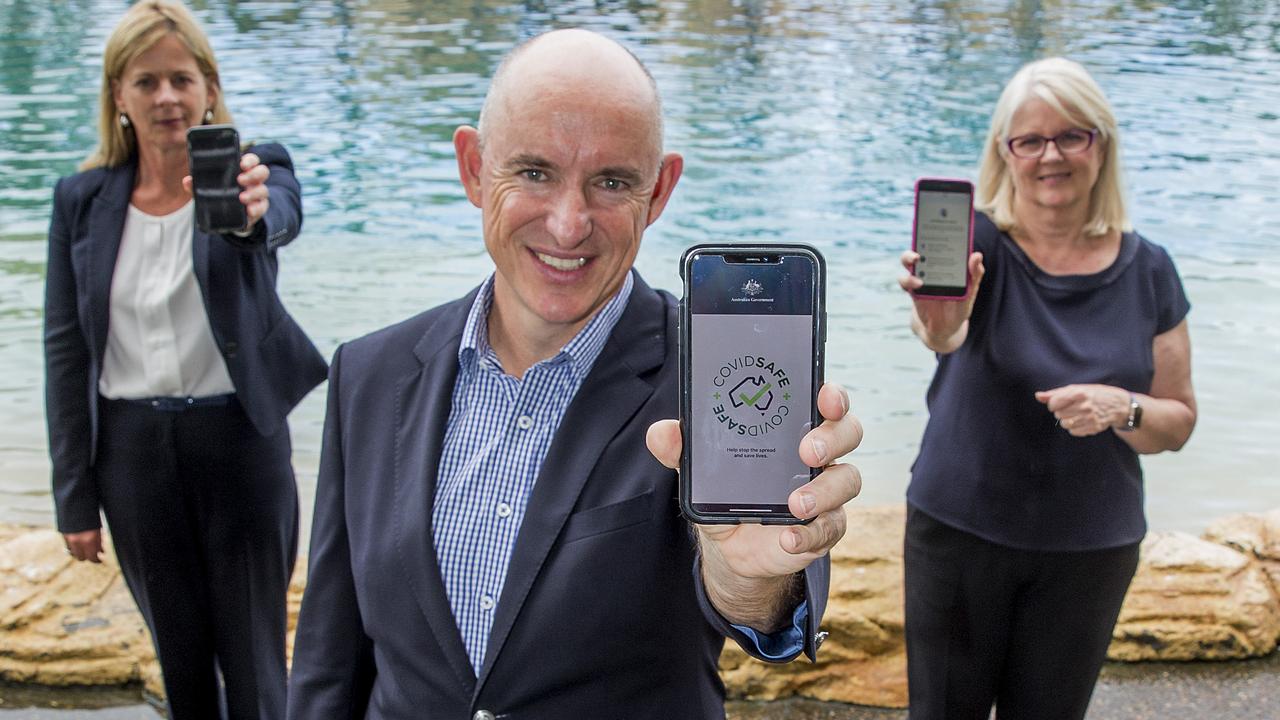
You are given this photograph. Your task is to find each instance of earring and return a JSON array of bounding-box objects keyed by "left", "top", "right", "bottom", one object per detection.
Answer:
[
  {"left": 118, "top": 113, "right": 130, "bottom": 128},
  {"left": 204, "top": 109, "right": 214, "bottom": 123}
]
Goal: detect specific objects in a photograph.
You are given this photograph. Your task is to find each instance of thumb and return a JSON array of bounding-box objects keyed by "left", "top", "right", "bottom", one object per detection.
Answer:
[
  {"left": 969, "top": 252, "right": 986, "bottom": 285},
  {"left": 645, "top": 419, "right": 682, "bottom": 470}
]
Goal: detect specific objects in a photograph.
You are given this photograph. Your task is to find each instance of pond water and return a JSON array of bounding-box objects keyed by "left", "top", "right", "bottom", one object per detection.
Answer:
[{"left": 1, "top": 0, "right": 1278, "bottom": 547}]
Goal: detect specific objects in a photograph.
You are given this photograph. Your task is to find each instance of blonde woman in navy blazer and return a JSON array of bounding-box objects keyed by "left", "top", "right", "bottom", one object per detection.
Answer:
[{"left": 43, "top": 3, "right": 325, "bottom": 718}]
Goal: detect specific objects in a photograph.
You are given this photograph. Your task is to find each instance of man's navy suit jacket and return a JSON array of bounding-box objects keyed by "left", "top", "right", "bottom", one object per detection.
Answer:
[
  {"left": 43, "top": 143, "right": 327, "bottom": 533},
  {"left": 287, "top": 272, "right": 829, "bottom": 719}
]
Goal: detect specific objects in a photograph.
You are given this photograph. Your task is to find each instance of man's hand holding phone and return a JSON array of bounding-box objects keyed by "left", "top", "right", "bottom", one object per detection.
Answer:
[
  {"left": 899, "top": 249, "right": 986, "bottom": 354},
  {"left": 647, "top": 382, "right": 863, "bottom": 630}
]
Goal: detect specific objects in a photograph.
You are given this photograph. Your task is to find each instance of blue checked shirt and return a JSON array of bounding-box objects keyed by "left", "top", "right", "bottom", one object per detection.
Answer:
[
  {"left": 433, "top": 271, "right": 805, "bottom": 673},
  {"left": 433, "top": 272, "right": 634, "bottom": 671}
]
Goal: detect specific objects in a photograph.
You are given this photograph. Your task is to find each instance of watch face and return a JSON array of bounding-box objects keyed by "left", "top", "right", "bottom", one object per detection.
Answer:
[{"left": 1124, "top": 396, "right": 1142, "bottom": 431}]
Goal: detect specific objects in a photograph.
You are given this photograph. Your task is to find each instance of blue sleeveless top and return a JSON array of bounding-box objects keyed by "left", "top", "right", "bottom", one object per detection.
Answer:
[{"left": 907, "top": 212, "right": 1190, "bottom": 551}]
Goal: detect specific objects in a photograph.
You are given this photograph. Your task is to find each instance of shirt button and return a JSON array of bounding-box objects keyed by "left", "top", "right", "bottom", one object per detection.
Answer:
[
  {"left": 516, "top": 415, "right": 534, "bottom": 430},
  {"left": 479, "top": 594, "right": 495, "bottom": 611},
  {"left": 496, "top": 502, "right": 512, "bottom": 518},
  {"left": 473, "top": 711, "right": 496, "bottom": 720}
]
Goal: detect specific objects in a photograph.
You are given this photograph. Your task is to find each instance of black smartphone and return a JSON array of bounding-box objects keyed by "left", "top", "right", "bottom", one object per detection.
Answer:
[
  {"left": 911, "top": 177, "right": 974, "bottom": 299},
  {"left": 679, "top": 244, "right": 826, "bottom": 525},
  {"left": 186, "top": 124, "right": 247, "bottom": 234}
]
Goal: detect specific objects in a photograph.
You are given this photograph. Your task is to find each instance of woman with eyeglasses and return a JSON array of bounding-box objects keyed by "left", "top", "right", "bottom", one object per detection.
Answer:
[{"left": 896, "top": 57, "right": 1197, "bottom": 720}]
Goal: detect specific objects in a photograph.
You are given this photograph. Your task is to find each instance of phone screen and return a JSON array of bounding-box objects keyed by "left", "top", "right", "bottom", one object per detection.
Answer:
[
  {"left": 187, "top": 125, "right": 246, "bottom": 234},
  {"left": 682, "top": 249, "right": 821, "bottom": 521},
  {"left": 913, "top": 180, "right": 973, "bottom": 296}
]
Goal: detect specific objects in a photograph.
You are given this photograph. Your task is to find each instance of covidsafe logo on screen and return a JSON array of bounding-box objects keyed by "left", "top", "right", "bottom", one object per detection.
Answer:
[{"left": 710, "top": 354, "right": 793, "bottom": 436}]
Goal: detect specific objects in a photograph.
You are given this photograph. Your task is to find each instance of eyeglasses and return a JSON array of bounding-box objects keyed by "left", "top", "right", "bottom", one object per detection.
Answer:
[{"left": 1005, "top": 128, "right": 1098, "bottom": 158}]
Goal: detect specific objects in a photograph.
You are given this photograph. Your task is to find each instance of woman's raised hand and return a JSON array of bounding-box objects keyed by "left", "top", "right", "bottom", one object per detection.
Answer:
[{"left": 898, "top": 250, "right": 984, "bottom": 354}]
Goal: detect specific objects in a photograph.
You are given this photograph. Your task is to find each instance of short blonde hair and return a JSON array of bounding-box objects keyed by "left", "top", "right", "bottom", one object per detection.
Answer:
[
  {"left": 975, "top": 57, "right": 1130, "bottom": 236},
  {"left": 81, "top": 1, "right": 232, "bottom": 170}
]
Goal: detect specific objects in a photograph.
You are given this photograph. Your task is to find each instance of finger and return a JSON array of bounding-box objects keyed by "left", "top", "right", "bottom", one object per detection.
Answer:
[
  {"left": 1049, "top": 393, "right": 1089, "bottom": 415},
  {"left": 1065, "top": 419, "right": 1092, "bottom": 437},
  {"left": 89, "top": 532, "right": 105, "bottom": 563},
  {"left": 817, "top": 382, "right": 849, "bottom": 422},
  {"left": 237, "top": 163, "right": 269, "bottom": 188},
  {"left": 968, "top": 252, "right": 985, "bottom": 284},
  {"left": 789, "top": 462, "right": 861, "bottom": 519},
  {"left": 239, "top": 152, "right": 260, "bottom": 171},
  {"left": 782, "top": 507, "right": 846, "bottom": 555},
  {"left": 800, "top": 401, "right": 863, "bottom": 468},
  {"left": 245, "top": 202, "right": 267, "bottom": 226},
  {"left": 1036, "top": 387, "right": 1084, "bottom": 413},
  {"left": 240, "top": 183, "right": 269, "bottom": 206},
  {"left": 646, "top": 419, "right": 681, "bottom": 470},
  {"left": 900, "top": 250, "right": 920, "bottom": 271},
  {"left": 898, "top": 273, "right": 923, "bottom": 293}
]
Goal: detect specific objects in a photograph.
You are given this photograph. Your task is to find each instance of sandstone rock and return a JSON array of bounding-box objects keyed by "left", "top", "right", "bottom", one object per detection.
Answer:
[
  {"left": 720, "top": 508, "right": 1280, "bottom": 707},
  {"left": 1110, "top": 530, "right": 1280, "bottom": 661},
  {"left": 720, "top": 505, "right": 909, "bottom": 708},
  {"left": 0, "top": 522, "right": 304, "bottom": 701},
  {"left": 5, "top": 507, "right": 1280, "bottom": 709},
  {"left": 0, "top": 526, "right": 152, "bottom": 687},
  {"left": 1204, "top": 508, "right": 1280, "bottom": 598}
]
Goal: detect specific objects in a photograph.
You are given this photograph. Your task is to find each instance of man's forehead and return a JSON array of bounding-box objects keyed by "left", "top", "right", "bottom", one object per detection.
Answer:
[
  {"left": 487, "top": 134, "right": 654, "bottom": 178},
  {"left": 484, "top": 97, "right": 659, "bottom": 168}
]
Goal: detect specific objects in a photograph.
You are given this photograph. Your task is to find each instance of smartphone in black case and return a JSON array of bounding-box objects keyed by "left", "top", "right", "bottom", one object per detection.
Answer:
[
  {"left": 678, "top": 244, "right": 826, "bottom": 525},
  {"left": 186, "top": 124, "right": 246, "bottom": 234}
]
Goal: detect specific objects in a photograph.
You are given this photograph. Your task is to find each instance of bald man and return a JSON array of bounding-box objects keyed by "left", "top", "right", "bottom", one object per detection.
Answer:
[{"left": 287, "top": 29, "right": 863, "bottom": 719}]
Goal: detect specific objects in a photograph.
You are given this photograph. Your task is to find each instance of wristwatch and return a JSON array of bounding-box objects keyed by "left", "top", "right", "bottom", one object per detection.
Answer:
[{"left": 1121, "top": 393, "right": 1143, "bottom": 431}]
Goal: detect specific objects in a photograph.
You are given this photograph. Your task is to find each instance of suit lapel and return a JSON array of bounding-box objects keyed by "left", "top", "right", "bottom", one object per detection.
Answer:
[
  {"left": 475, "top": 274, "right": 670, "bottom": 693},
  {"left": 85, "top": 164, "right": 134, "bottom": 363},
  {"left": 393, "top": 292, "right": 480, "bottom": 691}
]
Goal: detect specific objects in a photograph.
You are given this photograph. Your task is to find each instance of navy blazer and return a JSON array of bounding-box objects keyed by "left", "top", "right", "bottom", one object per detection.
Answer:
[
  {"left": 287, "top": 272, "right": 829, "bottom": 719},
  {"left": 43, "top": 143, "right": 327, "bottom": 533}
]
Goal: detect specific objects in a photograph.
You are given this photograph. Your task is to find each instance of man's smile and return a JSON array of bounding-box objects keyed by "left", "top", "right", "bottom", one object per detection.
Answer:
[{"left": 535, "top": 252, "right": 587, "bottom": 271}]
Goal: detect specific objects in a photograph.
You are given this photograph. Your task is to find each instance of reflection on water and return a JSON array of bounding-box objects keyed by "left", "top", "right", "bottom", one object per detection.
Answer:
[{"left": 1, "top": 0, "right": 1278, "bottom": 537}]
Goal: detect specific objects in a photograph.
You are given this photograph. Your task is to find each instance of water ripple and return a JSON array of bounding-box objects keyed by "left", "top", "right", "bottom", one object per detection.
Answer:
[{"left": 1, "top": 0, "right": 1278, "bottom": 530}]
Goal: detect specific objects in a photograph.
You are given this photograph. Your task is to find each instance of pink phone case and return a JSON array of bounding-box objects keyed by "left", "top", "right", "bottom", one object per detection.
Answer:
[{"left": 911, "top": 177, "right": 974, "bottom": 301}]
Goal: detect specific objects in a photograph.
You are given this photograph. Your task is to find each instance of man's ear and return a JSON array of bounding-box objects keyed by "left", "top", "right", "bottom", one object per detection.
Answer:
[
  {"left": 645, "top": 152, "right": 684, "bottom": 227},
  {"left": 453, "top": 125, "right": 484, "bottom": 209}
]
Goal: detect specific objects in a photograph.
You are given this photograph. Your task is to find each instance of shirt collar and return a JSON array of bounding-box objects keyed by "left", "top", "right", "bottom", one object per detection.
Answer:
[{"left": 458, "top": 271, "right": 634, "bottom": 383}]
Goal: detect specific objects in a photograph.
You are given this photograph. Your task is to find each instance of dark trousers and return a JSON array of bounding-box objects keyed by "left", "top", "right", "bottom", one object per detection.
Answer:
[
  {"left": 96, "top": 396, "right": 298, "bottom": 720},
  {"left": 903, "top": 505, "right": 1140, "bottom": 720}
]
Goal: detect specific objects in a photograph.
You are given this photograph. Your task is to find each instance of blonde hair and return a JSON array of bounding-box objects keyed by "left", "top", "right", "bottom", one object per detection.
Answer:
[
  {"left": 975, "top": 57, "right": 1130, "bottom": 236},
  {"left": 81, "top": 1, "right": 232, "bottom": 170}
]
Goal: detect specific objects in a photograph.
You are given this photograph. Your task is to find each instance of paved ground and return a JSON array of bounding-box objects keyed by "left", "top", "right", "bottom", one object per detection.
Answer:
[{"left": 3, "top": 653, "right": 1278, "bottom": 718}]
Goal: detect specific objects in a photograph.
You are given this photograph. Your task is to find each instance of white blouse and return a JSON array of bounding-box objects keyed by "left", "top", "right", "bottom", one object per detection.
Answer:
[{"left": 98, "top": 200, "right": 235, "bottom": 399}]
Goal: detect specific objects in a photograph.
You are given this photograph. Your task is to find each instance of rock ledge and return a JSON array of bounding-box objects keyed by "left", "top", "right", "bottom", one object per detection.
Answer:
[{"left": 3, "top": 506, "right": 1277, "bottom": 709}]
